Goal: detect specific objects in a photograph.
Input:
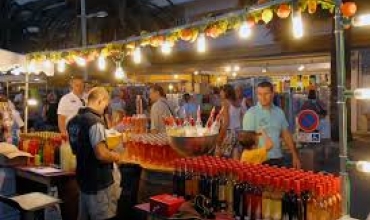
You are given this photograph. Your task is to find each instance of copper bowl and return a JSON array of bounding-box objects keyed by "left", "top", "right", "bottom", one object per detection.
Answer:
[{"left": 167, "top": 134, "right": 219, "bottom": 157}]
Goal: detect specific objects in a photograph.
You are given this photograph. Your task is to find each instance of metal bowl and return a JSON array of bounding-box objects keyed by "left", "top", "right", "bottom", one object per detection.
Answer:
[{"left": 167, "top": 134, "right": 219, "bottom": 157}]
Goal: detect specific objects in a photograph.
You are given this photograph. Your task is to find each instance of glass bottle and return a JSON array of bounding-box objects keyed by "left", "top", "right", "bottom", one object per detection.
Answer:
[
  {"left": 173, "top": 161, "right": 180, "bottom": 196},
  {"left": 270, "top": 177, "right": 283, "bottom": 220},
  {"left": 226, "top": 166, "right": 235, "bottom": 214},
  {"left": 251, "top": 175, "right": 263, "bottom": 220},
  {"left": 233, "top": 171, "right": 245, "bottom": 220},
  {"left": 262, "top": 176, "right": 272, "bottom": 220},
  {"left": 243, "top": 172, "right": 253, "bottom": 220},
  {"left": 185, "top": 162, "right": 193, "bottom": 200},
  {"left": 218, "top": 165, "right": 227, "bottom": 211}
]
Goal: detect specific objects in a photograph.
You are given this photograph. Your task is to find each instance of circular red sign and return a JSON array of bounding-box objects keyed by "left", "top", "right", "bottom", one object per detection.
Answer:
[{"left": 297, "top": 110, "right": 320, "bottom": 132}]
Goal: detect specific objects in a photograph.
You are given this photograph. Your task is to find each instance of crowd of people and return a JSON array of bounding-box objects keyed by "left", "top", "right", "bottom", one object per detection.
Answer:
[{"left": 1, "top": 76, "right": 330, "bottom": 219}]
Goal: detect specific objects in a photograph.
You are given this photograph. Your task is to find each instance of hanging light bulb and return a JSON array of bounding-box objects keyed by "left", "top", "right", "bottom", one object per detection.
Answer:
[
  {"left": 232, "top": 72, "right": 237, "bottom": 77},
  {"left": 43, "top": 59, "right": 53, "bottom": 69},
  {"left": 225, "top": 66, "right": 232, "bottom": 72},
  {"left": 168, "top": 84, "right": 174, "bottom": 91},
  {"left": 194, "top": 71, "right": 199, "bottom": 75},
  {"left": 292, "top": 11, "right": 304, "bottom": 39},
  {"left": 239, "top": 21, "right": 252, "bottom": 39},
  {"left": 174, "top": 74, "right": 179, "bottom": 79},
  {"left": 161, "top": 41, "right": 172, "bottom": 55},
  {"left": 28, "top": 60, "right": 36, "bottom": 73},
  {"left": 234, "top": 65, "right": 240, "bottom": 72},
  {"left": 114, "top": 62, "right": 126, "bottom": 80},
  {"left": 98, "top": 55, "right": 106, "bottom": 71},
  {"left": 57, "top": 59, "right": 66, "bottom": 73},
  {"left": 197, "top": 33, "right": 206, "bottom": 53},
  {"left": 75, "top": 56, "right": 86, "bottom": 67},
  {"left": 133, "top": 47, "right": 142, "bottom": 64},
  {"left": 298, "top": 64, "right": 305, "bottom": 71}
]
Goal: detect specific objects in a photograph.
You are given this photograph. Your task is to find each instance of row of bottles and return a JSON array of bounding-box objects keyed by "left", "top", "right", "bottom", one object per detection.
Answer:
[{"left": 173, "top": 156, "right": 342, "bottom": 220}]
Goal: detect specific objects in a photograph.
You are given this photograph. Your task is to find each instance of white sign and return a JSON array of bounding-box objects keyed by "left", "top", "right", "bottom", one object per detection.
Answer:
[{"left": 297, "top": 132, "right": 321, "bottom": 143}]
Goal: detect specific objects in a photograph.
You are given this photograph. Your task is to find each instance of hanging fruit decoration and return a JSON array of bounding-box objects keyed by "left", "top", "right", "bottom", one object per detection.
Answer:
[
  {"left": 341, "top": 2, "right": 357, "bottom": 17},
  {"left": 277, "top": 4, "right": 291, "bottom": 18},
  {"left": 246, "top": 16, "right": 256, "bottom": 28},
  {"left": 150, "top": 35, "right": 165, "bottom": 47},
  {"left": 257, "top": 0, "right": 267, "bottom": 4},
  {"left": 307, "top": 0, "right": 317, "bottom": 14},
  {"left": 262, "top": 9, "right": 274, "bottom": 24},
  {"left": 205, "top": 20, "right": 228, "bottom": 39},
  {"left": 180, "top": 29, "right": 194, "bottom": 41}
]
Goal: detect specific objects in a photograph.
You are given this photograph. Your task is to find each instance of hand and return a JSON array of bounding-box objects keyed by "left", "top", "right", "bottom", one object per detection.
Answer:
[
  {"left": 292, "top": 155, "right": 301, "bottom": 169},
  {"left": 111, "top": 152, "right": 121, "bottom": 163}
]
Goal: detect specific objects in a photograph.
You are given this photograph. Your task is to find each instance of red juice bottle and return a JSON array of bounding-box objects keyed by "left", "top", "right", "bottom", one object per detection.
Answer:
[
  {"left": 185, "top": 161, "right": 193, "bottom": 200},
  {"left": 243, "top": 172, "right": 253, "bottom": 220},
  {"left": 251, "top": 175, "right": 263, "bottom": 220},
  {"left": 218, "top": 165, "right": 227, "bottom": 211}
]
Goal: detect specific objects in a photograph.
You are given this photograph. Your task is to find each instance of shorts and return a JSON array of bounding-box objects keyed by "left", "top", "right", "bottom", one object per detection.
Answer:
[{"left": 78, "top": 184, "right": 119, "bottom": 220}]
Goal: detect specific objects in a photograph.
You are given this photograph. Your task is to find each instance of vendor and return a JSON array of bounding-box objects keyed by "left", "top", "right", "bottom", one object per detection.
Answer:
[
  {"left": 149, "top": 84, "right": 175, "bottom": 133},
  {"left": 57, "top": 76, "right": 85, "bottom": 136},
  {"left": 67, "top": 87, "right": 122, "bottom": 220},
  {"left": 243, "top": 81, "right": 301, "bottom": 168}
]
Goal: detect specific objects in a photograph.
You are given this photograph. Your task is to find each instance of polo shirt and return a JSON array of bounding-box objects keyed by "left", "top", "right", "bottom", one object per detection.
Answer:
[
  {"left": 243, "top": 103, "right": 289, "bottom": 159},
  {"left": 57, "top": 92, "right": 85, "bottom": 124}
]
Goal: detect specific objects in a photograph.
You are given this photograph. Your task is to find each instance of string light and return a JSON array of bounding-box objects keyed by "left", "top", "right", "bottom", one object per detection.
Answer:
[
  {"left": 28, "top": 60, "right": 36, "bottom": 73},
  {"left": 197, "top": 33, "right": 206, "bottom": 53},
  {"left": 43, "top": 59, "right": 53, "bottom": 69},
  {"left": 298, "top": 64, "right": 305, "bottom": 71},
  {"left": 98, "top": 55, "right": 106, "bottom": 71},
  {"left": 57, "top": 59, "right": 66, "bottom": 73},
  {"left": 114, "top": 62, "right": 126, "bottom": 80},
  {"left": 27, "top": 98, "right": 38, "bottom": 106},
  {"left": 239, "top": 21, "right": 252, "bottom": 39},
  {"left": 133, "top": 47, "right": 142, "bottom": 64},
  {"left": 292, "top": 11, "right": 304, "bottom": 39},
  {"left": 161, "top": 41, "right": 172, "bottom": 55},
  {"left": 75, "top": 56, "right": 86, "bottom": 67}
]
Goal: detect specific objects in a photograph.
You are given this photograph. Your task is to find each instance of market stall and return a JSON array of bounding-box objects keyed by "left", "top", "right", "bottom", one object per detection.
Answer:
[{"left": 0, "top": 0, "right": 361, "bottom": 219}]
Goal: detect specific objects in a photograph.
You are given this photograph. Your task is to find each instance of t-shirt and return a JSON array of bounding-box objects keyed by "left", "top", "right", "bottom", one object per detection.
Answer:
[
  {"left": 150, "top": 98, "right": 175, "bottom": 132},
  {"left": 243, "top": 103, "right": 289, "bottom": 159},
  {"left": 89, "top": 123, "right": 106, "bottom": 148},
  {"left": 241, "top": 147, "right": 268, "bottom": 164},
  {"left": 57, "top": 92, "right": 85, "bottom": 124}
]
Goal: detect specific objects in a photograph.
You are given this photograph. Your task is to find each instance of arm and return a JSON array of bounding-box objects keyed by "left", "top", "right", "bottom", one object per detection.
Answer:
[
  {"left": 281, "top": 129, "right": 301, "bottom": 169},
  {"left": 94, "top": 142, "right": 120, "bottom": 163},
  {"left": 261, "top": 130, "right": 273, "bottom": 151},
  {"left": 90, "top": 123, "right": 121, "bottom": 163},
  {"left": 58, "top": 114, "right": 67, "bottom": 135},
  {"left": 217, "top": 101, "right": 229, "bottom": 144},
  {"left": 150, "top": 103, "right": 160, "bottom": 132}
]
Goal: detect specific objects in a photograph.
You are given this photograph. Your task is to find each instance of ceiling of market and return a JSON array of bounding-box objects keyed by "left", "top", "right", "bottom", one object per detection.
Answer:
[{"left": 0, "top": 0, "right": 202, "bottom": 52}]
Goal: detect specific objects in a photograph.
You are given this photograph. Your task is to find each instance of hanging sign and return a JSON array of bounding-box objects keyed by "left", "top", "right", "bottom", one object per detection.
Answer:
[
  {"left": 290, "top": 75, "right": 298, "bottom": 88},
  {"left": 302, "top": 75, "right": 310, "bottom": 88},
  {"left": 297, "top": 110, "right": 320, "bottom": 132}
]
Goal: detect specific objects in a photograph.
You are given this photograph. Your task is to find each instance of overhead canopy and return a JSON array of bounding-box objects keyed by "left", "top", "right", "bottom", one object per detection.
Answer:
[{"left": 0, "top": 49, "right": 54, "bottom": 76}]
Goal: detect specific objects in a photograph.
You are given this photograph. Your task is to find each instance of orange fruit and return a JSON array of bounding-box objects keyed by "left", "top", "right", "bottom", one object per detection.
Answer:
[
  {"left": 307, "top": 0, "right": 317, "bottom": 14},
  {"left": 277, "top": 4, "right": 291, "bottom": 18},
  {"left": 341, "top": 2, "right": 357, "bottom": 17}
]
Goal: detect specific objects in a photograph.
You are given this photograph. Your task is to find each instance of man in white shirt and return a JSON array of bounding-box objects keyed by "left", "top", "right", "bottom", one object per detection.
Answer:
[{"left": 58, "top": 76, "right": 85, "bottom": 135}]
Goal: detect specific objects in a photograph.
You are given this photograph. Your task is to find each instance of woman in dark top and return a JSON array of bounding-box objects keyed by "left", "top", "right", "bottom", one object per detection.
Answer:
[{"left": 42, "top": 92, "right": 58, "bottom": 130}]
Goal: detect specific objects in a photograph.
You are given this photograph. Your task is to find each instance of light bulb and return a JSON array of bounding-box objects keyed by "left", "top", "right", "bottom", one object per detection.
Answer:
[
  {"left": 57, "top": 59, "right": 66, "bottom": 73},
  {"left": 234, "top": 66, "right": 240, "bottom": 71},
  {"left": 197, "top": 33, "right": 206, "bottom": 53},
  {"left": 174, "top": 74, "right": 179, "bottom": 79},
  {"left": 43, "top": 59, "right": 53, "bottom": 69},
  {"left": 225, "top": 66, "right": 231, "bottom": 72},
  {"left": 75, "top": 56, "right": 86, "bottom": 67},
  {"left": 161, "top": 41, "right": 172, "bottom": 55},
  {"left": 239, "top": 21, "right": 252, "bottom": 39},
  {"left": 27, "top": 98, "right": 38, "bottom": 106},
  {"left": 356, "top": 161, "right": 370, "bottom": 173},
  {"left": 217, "top": 77, "right": 221, "bottom": 82},
  {"left": 28, "top": 60, "right": 36, "bottom": 73},
  {"left": 353, "top": 14, "right": 370, "bottom": 27},
  {"left": 262, "top": 67, "right": 267, "bottom": 73},
  {"left": 169, "top": 84, "right": 174, "bottom": 91},
  {"left": 194, "top": 71, "right": 199, "bottom": 75},
  {"left": 354, "top": 88, "right": 370, "bottom": 100},
  {"left": 298, "top": 64, "right": 305, "bottom": 71},
  {"left": 114, "top": 63, "right": 126, "bottom": 80},
  {"left": 133, "top": 47, "right": 142, "bottom": 64},
  {"left": 292, "top": 12, "right": 304, "bottom": 39},
  {"left": 98, "top": 55, "right": 106, "bottom": 71},
  {"left": 232, "top": 72, "right": 237, "bottom": 77}
]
